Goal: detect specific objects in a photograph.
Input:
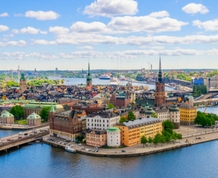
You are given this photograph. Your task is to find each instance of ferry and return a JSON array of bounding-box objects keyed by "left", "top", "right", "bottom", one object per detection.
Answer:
[
  {"left": 99, "top": 74, "right": 111, "bottom": 80},
  {"left": 119, "top": 75, "right": 126, "bottom": 81},
  {"left": 110, "top": 76, "right": 120, "bottom": 85},
  {"left": 65, "top": 145, "right": 76, "bottom": 153}
]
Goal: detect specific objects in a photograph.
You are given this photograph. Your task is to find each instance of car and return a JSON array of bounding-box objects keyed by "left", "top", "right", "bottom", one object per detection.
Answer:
[
  {"left": 7, "top": 138, "right": 11, "bottom": 141},
  {"left": 18, "top": 136, "right": 22, "bottom": 139},
  {"left": 78, "top": 143, "right": 82, "bottom": 146},
  {"left": 121, "top": 150, "right": 126, "bottom": 152},
  {"left": 24, "top": 133, "right": 28, "bottom": 136}
]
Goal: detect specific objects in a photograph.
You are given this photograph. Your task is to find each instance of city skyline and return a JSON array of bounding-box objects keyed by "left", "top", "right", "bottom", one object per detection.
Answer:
[{"left": 0, "top": 0, "right": 218, "bottom": 70}]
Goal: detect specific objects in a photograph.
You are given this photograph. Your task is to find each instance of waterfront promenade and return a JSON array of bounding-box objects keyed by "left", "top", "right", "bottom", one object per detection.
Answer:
[{"left": 43, "top": 125, "right": 218, "bottom": 158}]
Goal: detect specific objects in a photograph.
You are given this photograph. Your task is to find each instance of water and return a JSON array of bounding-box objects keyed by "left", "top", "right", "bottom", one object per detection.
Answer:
[
  {"left": 0, "top": 129, "right": 23, "bottom": 138},
  {"left": 1, "top": 140, "right": 218, "bottom": 178},
  {"left": 62, "top": 78, "right": 174, "bottom": 91}
]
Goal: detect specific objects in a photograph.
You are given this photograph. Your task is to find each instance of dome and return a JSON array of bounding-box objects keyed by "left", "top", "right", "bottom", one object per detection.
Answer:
[
  {"left": 27, "top": 112, "right": 41, "bottom": 119},
  {"left": 0, "top": 110, "right": 13, "bottom": 117},
  {"left": 145, "top": 107, "right": 155, "bottom": 115},
  {"left": 169, "top": 105, "right": 180, "bottom": 112},
  {"left": 107, "top": 127, "right": 120, "bottom": 132}
]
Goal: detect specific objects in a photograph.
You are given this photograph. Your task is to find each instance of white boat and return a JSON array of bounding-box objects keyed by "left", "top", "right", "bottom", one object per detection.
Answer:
[
  {"left": 65, "top": 145, "right": 76, "bottom": 153},
  {"left": 119, "top": 75, "right": 126, "bottom": 81},
  {"left": 110, "top": 76, "right": 120, "bottom": 85},
  {"left": 99, "top": 74, "right": 111, "bottom": 80}
]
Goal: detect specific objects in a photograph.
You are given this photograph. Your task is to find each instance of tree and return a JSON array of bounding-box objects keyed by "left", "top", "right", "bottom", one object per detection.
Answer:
[
  {"left": 160, "top": 135, "right": 166, "bottom": 146},
  {"left": 151, "top": 112, "right": 158, "bottom": 118},
  {"left": 153, "top": 133, "right": 162, "bottom": 146},
  {"left": 162, "top": 120, "right": 174, "bottom": 133},
  {"left": 9, "top": 105, "right": 25, "bottom": 120},
  {"left": 148, "top": 136, "right": 153, "bottom": 146},
  {"left": 127, "top": 110, "right": 136, "bottom": 120},
  {"left": 39, "top": 106, "right": 51, "bottom": 122},
  {"left": 119, "top": 116, "right": 126, "bottom": 123},
  {"left": 140, "top": 136, "right": 148, "bottom": 147},
  {"left": 107, "top": 103, "right": 115, "bottom": 109},
  {"left": 75, "top": 134, "right": 85, "bottom": 143},
  {"left": 162, "top": 130, "right": 171, "bottom": 143}
]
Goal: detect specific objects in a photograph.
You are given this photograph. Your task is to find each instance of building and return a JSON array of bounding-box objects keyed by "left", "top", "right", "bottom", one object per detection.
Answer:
[
  {"left": 155, "top": 57, "right": 166, "bottom": 106},
  {"left": 86, "top": 129, "right": 107, "bottom": 147},
  {"left": 0, "top": 110, "right": 14, "bottom": 124},
  {"left": 179, "top": 103, "right": 197, "bottom": 125},
  {"left": 86, "top": 62, "right": 92, "bottom": 91},
  {"left": 27, "top": 112, "right": 41, "bottom": 126},
  {"left": 49, "top": 108, "right": 84, "bottom": 140},
  {"left": 107, "top": 127, "right": 120, "bottom": 147},
  {"left": 86, "top": 111, "right": 120, "bottom": 130},
  {"left": 24, "top": 102, "right": 63, "bottom": 117},
  {"left": 116, "top": 118, "right": 162, "bottom": 147},
  {"left": 110, "top": 92, "right": 131, "bottom": 109},
  {"left": 20, "top": 73, "right": 27, "bottom": 93},
  {"left": 169, "top": 105, "right": 180, "bottom": 129}
]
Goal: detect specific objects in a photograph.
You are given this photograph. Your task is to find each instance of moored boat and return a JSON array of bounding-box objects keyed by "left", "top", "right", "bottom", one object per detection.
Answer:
[{"left": 65, "top": 145, "right": 76, "bottom": 153}]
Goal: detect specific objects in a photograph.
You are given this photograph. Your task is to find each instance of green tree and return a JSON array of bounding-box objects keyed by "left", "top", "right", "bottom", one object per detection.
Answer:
[
  {"left": 148, "top": 136, "right": 153, "bottom": 146},
  {"left": 160, "top": 135, "right": 166, "bottom": 146},
  {"left": 162, "top": 130, "right": 172, "bottom": 143},
  {"left": 127, "top": 110, "right": 136, "bottom": 120},
  {"left": 9, "top": 105, "right": 25, "bottom": 120},
  {"left": 39, "top": 106, "right": 51, "bottom": 122},
  {"left": 151, "top": 112, "right": 158, "bottom": 118},
  {"left": 140, "top": 136, "right": 148, "bottom": 147},
  {"left": 162, "top": 120, "right": 174, "bottom": 134},
  {"left": 107, "top": 103, "right": 115, "bottom": 109},
  {"left": 119, "top": 116, "right": 126, "bottom": 123}
]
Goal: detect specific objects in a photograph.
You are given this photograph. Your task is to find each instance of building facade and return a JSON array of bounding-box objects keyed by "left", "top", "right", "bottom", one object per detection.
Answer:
[
  {"left": 86, "top": 111, "right": 120, "bottom": 130},
  {"left": 27, "top": 112, "right": 41, "bottom": 126},
  {"left": 86, "top": 130, "right": 107, "bottom": 147},
  {"left": 49, "top": 108, "right": 84, "bottom": 140},
  {"left": 116, "top": 118, "right": 162, "bottom": 147},
  {"left": 179, "top": 103, "right": 197, "bottom": 125},
  {"left": 107, "top": 127, "right": 120, "bottom": 147},
  {"left": 0, "top": 110, "right": 14, "bottom": 124}
]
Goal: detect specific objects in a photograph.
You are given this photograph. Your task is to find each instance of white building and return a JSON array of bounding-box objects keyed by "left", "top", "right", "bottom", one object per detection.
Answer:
[
  {"left": 86, "top": 111, "right": 120, "bottom": 130},
  {"left": 169, "top": 105, "right": 180, "bottom": 129},
  {"left": 107, "top": 127, "right": 120, "bottom": 147}
]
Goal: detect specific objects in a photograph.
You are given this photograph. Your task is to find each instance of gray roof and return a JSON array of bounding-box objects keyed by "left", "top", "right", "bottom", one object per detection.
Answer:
[{"left": 118, "top": 117, "right": 161, "bottom": 128}]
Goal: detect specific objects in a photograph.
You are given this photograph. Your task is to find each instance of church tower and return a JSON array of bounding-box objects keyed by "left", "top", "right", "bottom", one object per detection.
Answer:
[
  {"left": 155, "top": 56, "right": 166, "bottom": 106},
  {"left": 86, "top": 62, "right": 92, "bottom": 91},
  {"left": 20, "top": 73, "right": 27, "bottom": 93}
]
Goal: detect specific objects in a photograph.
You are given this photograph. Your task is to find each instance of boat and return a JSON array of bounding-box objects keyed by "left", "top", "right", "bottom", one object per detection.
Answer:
[
  {"left": 65, "top": 145, "right": 76, "bottom": 153},
  {"left": 110, "top": 76, "right": 120, "bottom": 85},
  {"left": 119, "top": 75, "right": 126, "bottom": 81},
  {"left": 99, "top": 74, "right": 111, "bottom": 80}
]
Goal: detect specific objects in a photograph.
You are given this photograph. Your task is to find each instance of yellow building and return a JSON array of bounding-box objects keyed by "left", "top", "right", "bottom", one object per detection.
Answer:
[
  {"left": 116, "top": 118, "right": 162, "bottom": 147},
  {"left": 179, "top": 103, "right": 197, "bottom": 125},
  {"left": 86, "top": 130, "right": 107, "bottom": 147}
]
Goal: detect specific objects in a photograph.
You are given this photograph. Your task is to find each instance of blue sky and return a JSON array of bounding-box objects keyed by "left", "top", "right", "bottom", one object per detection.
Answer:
[{"left": 0, "top": 0, "right": 218, "bottom": 70}]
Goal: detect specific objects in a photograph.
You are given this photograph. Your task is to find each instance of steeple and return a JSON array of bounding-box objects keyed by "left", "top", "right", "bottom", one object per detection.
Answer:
[
  {"left": 158, "top": 55, "right": 163, "bottom": 83},
  {"left": 88, "top": 62, "right": 90, "bottom": 75}
]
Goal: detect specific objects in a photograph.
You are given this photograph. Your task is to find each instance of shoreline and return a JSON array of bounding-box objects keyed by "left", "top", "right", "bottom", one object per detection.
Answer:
[{"left": 43, "top": 130, "right": 218, "bottom": 158}]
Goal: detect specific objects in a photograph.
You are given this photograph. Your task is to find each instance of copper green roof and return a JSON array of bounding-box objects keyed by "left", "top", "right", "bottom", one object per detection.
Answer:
[
  {"left": 24, "top": 102, "right": 63, "bottom": 109},
  {"left": 169, "top": 105, "right": 180, "bottom": 112},
  {"left": 50, "top": 105, "right": 56, "bottom": 112},
  {"left": 0, "top": 110, "right": 14, "bottom": 117},
  {"left": 20, "top": 73, "right": 26, "bottom": 81},
  {"left": 145, "top": 107, "right": 155, "bottom": 115},
  {"left": 27, "top": 112, "right": 41, "bottom": 119},
  {"left": 107, "top": 127, "right": 120, "bottom": 132}
]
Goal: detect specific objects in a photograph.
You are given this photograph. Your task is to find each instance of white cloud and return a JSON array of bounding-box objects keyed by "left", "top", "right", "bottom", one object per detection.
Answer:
[
  {"left": 49, "top": 26, "right": 69, "bottom": 34},
  {"left": 11, "top": 29, "right": 19, "bottom": 34},
  {"left": 0, "top": 12, "right": 9, "bottom": 17},
  {"left": 0, "top": 25, "right": 9, "bottom": 32},
  {"left": 20, "top": 27, "right": 39, "bottom": 34},
  {"left": 70, "top": 21, "right": 109, "bottom": 33},
  {"left": 182, "top": 3, "right": 209, "bottom": 14},
  {"left": 149, "top": 11, "right": 169, "bottom": 18},
  {"left": 193, "top": 19, "right": 218, "bottom": 31},
  {"left": 25, "top": 10, "right": 60, "bottom": 20},
  {"left": 0, "top": 40, "right": 26, "bottom": 46},
  {"left": 40, "top": 31, "right": 48, "bottom": 34},
  {"left": 78, "top": 46, "right": 94, "bottom": 50},
  {"left": 32, "top": 40, "right": 57, "bottom": 45},
  {"left": 108, "top": 14, "right": 188, "bottom": 33},
  {"left": 83, "top": 0, "right": 138, "bottom": 17}
]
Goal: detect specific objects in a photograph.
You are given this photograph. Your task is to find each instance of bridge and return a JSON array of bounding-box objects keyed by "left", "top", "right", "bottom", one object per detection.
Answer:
[
  {"left": 194, "top": 97, "right": 218, "bottom": 106},
  {"left": 0, "top": 127, "right": 49, "bottom": 152}
]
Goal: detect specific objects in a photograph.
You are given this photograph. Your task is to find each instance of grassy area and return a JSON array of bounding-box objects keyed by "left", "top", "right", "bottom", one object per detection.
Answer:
[{"left": 15, "top": 119, "right": 27, "bottom": 125}]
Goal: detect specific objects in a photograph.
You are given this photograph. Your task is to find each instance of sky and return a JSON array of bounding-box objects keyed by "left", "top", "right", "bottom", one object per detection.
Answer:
[{"left": 0, "top": 0, "right": 218, "bottom": 71}]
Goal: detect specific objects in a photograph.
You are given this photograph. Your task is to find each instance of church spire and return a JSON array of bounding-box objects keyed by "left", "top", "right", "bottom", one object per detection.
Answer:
[
  {"left": 158, "top": 55, "right": 163, "bottom": 83},
  {"left": 88, "top": 62, "right": 90, "bottom": 75}
]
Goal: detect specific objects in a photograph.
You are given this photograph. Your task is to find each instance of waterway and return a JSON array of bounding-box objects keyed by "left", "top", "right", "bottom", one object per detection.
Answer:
[
  {"left": 62, "top": 77, "right": 174, "bottom": 91},
  {"left": 0, "top": 80, "right": 217, "bottom": 178}
]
